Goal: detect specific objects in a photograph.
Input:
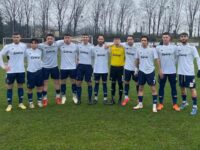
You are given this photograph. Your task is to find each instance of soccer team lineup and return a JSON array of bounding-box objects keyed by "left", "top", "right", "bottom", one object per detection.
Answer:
[{"left": 0, "top": 32, "right": 200, "bottom": 116}]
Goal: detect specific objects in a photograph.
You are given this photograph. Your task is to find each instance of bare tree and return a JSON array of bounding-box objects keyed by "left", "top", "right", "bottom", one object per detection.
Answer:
[{"left": 186, "top": 0, "right": 200, "bottom": 37}]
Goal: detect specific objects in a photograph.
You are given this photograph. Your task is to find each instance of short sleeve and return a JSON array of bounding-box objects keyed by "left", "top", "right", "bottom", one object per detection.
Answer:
[
  {"left": 193, "top": 46, "right": 199, "bottom": 58},
  {"left": 153, "top": 48, "right": 158, "bottom": 59}
]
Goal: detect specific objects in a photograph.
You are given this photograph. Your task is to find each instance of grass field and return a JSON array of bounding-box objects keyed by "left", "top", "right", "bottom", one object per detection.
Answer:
[{"left": 0, "top": 44, "right": 200, "bottom": 150}]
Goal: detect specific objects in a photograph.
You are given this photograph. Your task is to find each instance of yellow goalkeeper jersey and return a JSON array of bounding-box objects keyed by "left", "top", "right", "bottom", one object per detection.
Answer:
[{"left": 110, "top": 45, "right": 125, "bottom": 67}]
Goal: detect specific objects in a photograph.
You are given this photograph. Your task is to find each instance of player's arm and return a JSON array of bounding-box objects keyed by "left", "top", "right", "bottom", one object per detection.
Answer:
[
  {"left": 0, "top": 45, "right": 10, "bottom": 71},
  {"left": 134, "top": 49, "right": 139, "bottom": 76},
  {"left": 193, "top": 47, "right": 200, "bottom": 78},
  {"left": 155, "top": 47, "right": 163, "bottom": 79}
]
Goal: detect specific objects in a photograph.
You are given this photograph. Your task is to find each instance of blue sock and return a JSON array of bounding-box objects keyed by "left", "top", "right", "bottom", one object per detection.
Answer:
[
  {"left": 159, "top": 96, "right": 164, "bottom": 104},
  {"left": 72, "top": 84, "right": 77, "bottom": 94},
  {"left": 7, "top": 89, "right": 13, "bottom": 105},
  {"left": 152, "top": 95, "right": 157, "bottom": 104},
  {"left": 37, "top": 92, "right": 43, "bottom": 102},
  {"left": 61, "top": 84, "right": 66, "bottom": 96},
  {"left": 172, "top": 96, "right": 177, "bottom": 105},
  {"left": 182, "top": 95, "right": 187, "bottom": 103},
  {"left": 124, "top": 84, "right": 129, "bottom": 96},
  {"left": 43, "top": 91, "right": 47, "bottom": 97},
  {"left": 77, "top": 86, "right": 82, "bottom": 99},
  {"left": 88, "top": 86, "right": 92, "bottom": 100},
  {"left": 28, "top": 93, "right": 33, "bottom": 103},
  {"left": 192, "top": 97, "right": 197, "bottom": 106},
  {"left": 138, "top": 96, "right": 143, "bottom": 103},
  {"left": 103, "top": 83, "right": 107, "bottom": 98},
  {"left": 18, "top": 88, "right": 24, "bottom": 103},
  {"left": 94, "top": 83, "right": 99, "bottom": 97}
]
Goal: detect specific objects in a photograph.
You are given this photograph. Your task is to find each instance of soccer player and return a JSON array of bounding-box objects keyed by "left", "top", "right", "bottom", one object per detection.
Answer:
[
  {"left": 93, "top": 35, "right": 109, "bottom": 104},
  {"left": 0, "top": 33, "right": 27, "bottom": 112},
  {"left": 133, "top": 35, "right": 158, "bottom": 113},
  {"left": 109, "top": 36, "right": 125, "bottom": 105},
  {"left": 121, "top": 35, "right": 139, "bottom": 106},
  {"left": 156, "top": 32, "right": 180, "bottom": 111},
  {"left": 76, "top": 34, "right": 94, "bottom": 105},
  {"left": 25, "top": 39, "right": 43, "bottom": 108},
  {"left": 38, "top": 34, "right": 61, "bottom": 107},
  {"left": 59, "top": 34, "right": 78, "bottom": 104},
  {"left": 177, "top": 32, "right": 200, "bottom": 115}
]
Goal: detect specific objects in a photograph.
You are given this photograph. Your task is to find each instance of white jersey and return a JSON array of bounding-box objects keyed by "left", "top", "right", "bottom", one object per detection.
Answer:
[
  {"left": 38, "top": 43, "right": 59, "bottom": 68},
  {"left": 59, "top": 42, "right": 78, "bottom": 70},
  {"left": 156, "top": 44, "right": 177, "bottom": 74},
  {"left": 177, "top": 44, "right": 200, "bottom": 76},
  {"left": 123, "top": 43, "right": 137, "bottom": 71},
  {"left": 25, "top": 48, "right": 43, "bottom": 73},
  {"left": 136, "top": 47, "right": 158, "bottom": 74},
  {"left": 77, "top": 43, "right": 94, "bottom": 65},
  {"left": 93, "top": 45, "right": 109, "bottom": 73},
  {"left": 0, "top": 42, "right": 26, "bottom": 73}
]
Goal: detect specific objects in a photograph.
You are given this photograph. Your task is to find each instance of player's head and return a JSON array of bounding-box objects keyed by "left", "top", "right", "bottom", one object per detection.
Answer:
[
  {"left": 127, "top": 35, "right": 134, "bottom": 46},
  {"left": 140, "top": 35, "right": 149, "bottom": 48},
  {"left": 12, "top": 32, "right": 21, "bottom": 44},
  {"left": 30, "top": 38, "right": 39, "bottom": 49},
  {"left": 45, "top": 33, "right": 55, "bottom": 45},
  {"left": 180, "top": 32, "right": 189, "bottom": 44},
  {"left": 82, "top": 33, "right": 90, "bottom": 44},
  {"left": 64, "top": 33, "right": 72, "bottom": 44},
  {"left": 113, "top": 36, "right": 121, "bottom": 46},
  {"left": 162, "top": 32, "right": 171, "bottom": 45},
  {"left": 97, "top": 34, "right": 105, "bottom": 46}
]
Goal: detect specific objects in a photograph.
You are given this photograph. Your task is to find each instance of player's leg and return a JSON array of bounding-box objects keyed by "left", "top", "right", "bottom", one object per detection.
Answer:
[
  {"left": 70, "top": 69, "right": 78, "bottom": 104},
  {"left": 51, "top": 67, "right": 61, "bottom": 105},
  {"left": 190, "top": 87, "right": 198, "bottom": 115},
  {"left": 35, "top": 69, "right": 44, "bottom": 108},
  {"left": 85, "top": 65, "right": 94, "bottom": 105},
  {"left": 133, "top": 71, "right": 145, "bottom": 110},
  {"left": 16, "top": 73, "right": 26, "bottom": 110},
  {"left": 93, "top": 73, "right": 100, "bottom": 103},
  {"left": 110, "top": 67, "right": 117, "bottom": 105},
  {"left": 122, "top": 70, "right": 131, "bottom": 106},
  {"left": 27, "top": 71, "right": 35, "bottom": 109},
  {"left": 5, "top": 73, "right": 15, "bottom": 112},
  {"left": 76, "top": 64, "right": 84, "bottom": 104},
  {"left": 179, "top": 75, "right": 189, "bottom": 110},
  {"left": 102, "top": 74, "right": 108, "bottom": 104},
  {"left": 147, "top": 71, "right": 157, "bottom": 113},
  {"left": 60, "top": 70, "right": 68, "bottom": 104},
  {"left": 157, "top": 74, "right": 167, "bottom": 110},
  {"left": 42, "top": 68, "right": 50, "bottom": 106},
  {"left": 117, "top": 68, "right": 124, "bottom": 105},
  {"left": 168, "top": 74, "right": 180, "bottom": 111}
]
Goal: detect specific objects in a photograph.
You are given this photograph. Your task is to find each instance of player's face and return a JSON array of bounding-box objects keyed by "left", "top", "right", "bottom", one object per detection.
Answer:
[
  {"left": 64, "top": 36, "right": 71, "bottom": 44},
  {"left": 82, "top": 36, "right": 89, "bottom": 44},
  {"left": 31, "top": 41, "right": 38, "bottom": 49},
  {"left": 97, "top": 36, "right": 104, "bottom": 45},
  {"left": 162, "top": 35, "right": 171, "bottom": 45},
  {"left": 114, "top": 38, "right": 121, "bottom": 45},
  {"left": 12, "top": 35, "right": 21, "bottom": 44},
  {"left": 141, "top": 38, "right": 148, "bottom": 47},
  {"left": 46, "top": 36, "right": 54, "bottom": 45},
  {"left": 127, "top": 37, "right": 134, "bottom": 46},
  {"left": 180, "top": 35, "right": 189, "bottom": 44}
]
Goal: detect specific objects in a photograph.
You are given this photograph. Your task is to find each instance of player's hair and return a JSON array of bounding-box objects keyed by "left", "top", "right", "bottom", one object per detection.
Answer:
[
  {"left": 64, "top": 33, "right": 72, "bottom": 37},
  {"left": 127, "top": 35, "right": 134, "bottom": 39},
  {"left": 30, "top": 38, "right": 39, "bottom": 44},
  {"left": 82, "top": 33, "right": 89, "bottom": 37},
  {"left": 180, "top": 32, "right": 189, "bottom": 37},
  {"left": 97, "top": 34, "right": 104, "bottom": 38},
  {"left": 113, "top": 35, "right": 121, "bottom": 39},
  {"left": 162, "top": 32, "right": 171, "bottom": 37},
  {"left": 12, "top": 32, "right": 21, "bottom": 36},
  {"left": 45, "top": 33, "right": 55, "bottom": 39},
  {"left": 140, "top": 35, "right": 149, "bottom": 41}
]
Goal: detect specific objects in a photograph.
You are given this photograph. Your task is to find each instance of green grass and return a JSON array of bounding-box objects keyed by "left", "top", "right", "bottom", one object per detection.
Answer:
[{"left": 0, "top": 44, "right": 200, "bottom": 150}]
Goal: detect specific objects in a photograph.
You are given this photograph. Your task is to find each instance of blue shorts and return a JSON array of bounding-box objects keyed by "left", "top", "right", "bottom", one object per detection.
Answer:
[
  {"left": 138, "top": 71, "right": 156, "bottom": 86},
  {"left": 179, "top": 75, "right": 196, "bottom": 89},
  {"left": 94, "top": 73, "right": 108, "bottom": 82},
  {"left": 27, "top": 69, "right": 43, "bottom": 89},
  {"left": 43, "top": 67, "right": 60, "bottom": 80},
  {"left": 77, "top": 64, "right": 93, "bottom": 82},
  {"left": 6, "top": 73, "right": 25, "bottom": 85},
  {"left": 60, "top": 69, "right": 77, "bottom": 80},
  {"left": 124, "top": 69, "right": 138, "bottom": 82}
]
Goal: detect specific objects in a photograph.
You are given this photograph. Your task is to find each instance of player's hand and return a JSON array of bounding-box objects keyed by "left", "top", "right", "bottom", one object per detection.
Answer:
[
  {"left": 197, "top": 70, "right": 200, "bottom": 78},
  {"left": 159, "top": 70, "right": 164, "bottom": 79},
  {"left": 104, "top": 45, "right": 109, "bottom": 49},
  {"left": 3, "top": 66, "right": 11, "bottom": 72},
  {"left": 134, "top": 68, "right": 138, "bottom": 76}
]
